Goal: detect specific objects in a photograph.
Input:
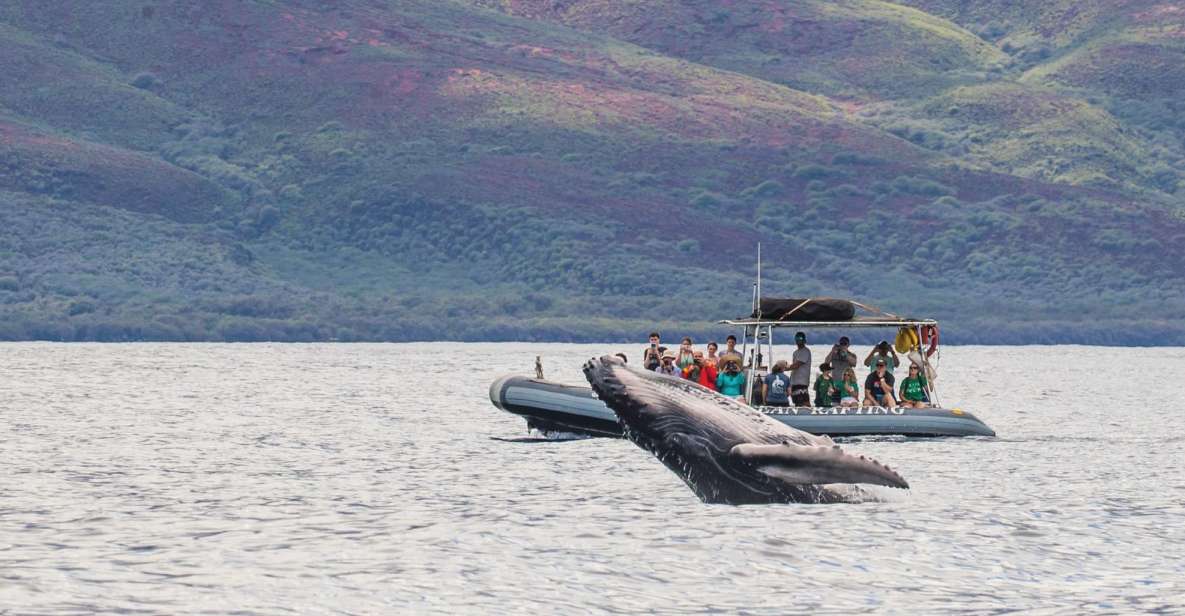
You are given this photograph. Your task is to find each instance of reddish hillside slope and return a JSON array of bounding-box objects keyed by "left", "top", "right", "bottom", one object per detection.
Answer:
[
  {"left": 0, "top": 120, "right": 227, "bottom": 222},
  {"left": 0, "top": 0, "right": 1182, "bottom": 342},
  {"left": 0, "top": 0, "right": 960, "bottom": 264}
]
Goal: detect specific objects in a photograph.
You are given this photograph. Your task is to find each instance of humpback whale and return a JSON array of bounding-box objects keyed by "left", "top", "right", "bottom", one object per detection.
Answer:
[{"left": 583, "top": 356, "right": 909, "bottom": 504}]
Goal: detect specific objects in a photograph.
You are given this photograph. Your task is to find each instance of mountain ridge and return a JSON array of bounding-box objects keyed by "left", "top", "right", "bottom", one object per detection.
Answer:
[{"left": 0, "top": 0, "right": 1182, "bottom": 344}]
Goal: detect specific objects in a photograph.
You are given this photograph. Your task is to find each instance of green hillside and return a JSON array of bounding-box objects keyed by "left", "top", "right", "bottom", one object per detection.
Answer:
[
  {"left": 468, "top": 0, "right": 1009, "bottom": 100},
  {"left": 1, "top": 1, "right": 1183, "bottom": 344}
]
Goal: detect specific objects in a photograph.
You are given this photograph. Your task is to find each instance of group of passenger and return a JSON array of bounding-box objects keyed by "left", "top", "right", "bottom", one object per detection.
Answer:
[
  {"left": 815, "top": 337, "right": 930, "bottom": 408},
  {"left": 637, "top": 331, "right": 931, "bottom": 409},
  {"left": 640, "top": 331, "right": 749, "bottom": 397}
]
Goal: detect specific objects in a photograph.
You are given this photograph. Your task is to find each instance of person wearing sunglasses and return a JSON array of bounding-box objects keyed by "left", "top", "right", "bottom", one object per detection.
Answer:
[
  {"left": 863, "top": 358, "right": 898, "bottom": 408},
  {"left": 898, "top": 363, "right": 930, "bottom": 408}
]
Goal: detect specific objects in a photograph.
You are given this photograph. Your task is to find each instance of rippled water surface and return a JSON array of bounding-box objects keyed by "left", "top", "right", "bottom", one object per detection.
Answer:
[{"left": 2, "top": 343, "right": 1184, "bottom": 613}]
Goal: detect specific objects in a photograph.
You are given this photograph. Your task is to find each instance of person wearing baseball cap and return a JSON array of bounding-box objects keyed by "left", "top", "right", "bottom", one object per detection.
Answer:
[
  {"left": 863, "top": 338, "right": 899, "bottom": 375},
  {"left": 863, "top": 357, "right": 898, "bottom": 408},
  {"left": 787, "top": 331, "right": 811, "bottom": 406},
  {"left": 826, "top": 335, "right": 856, "bottom": 385},
  {"left": 813, "top": 362, "right": 836, "bottom": 408}
]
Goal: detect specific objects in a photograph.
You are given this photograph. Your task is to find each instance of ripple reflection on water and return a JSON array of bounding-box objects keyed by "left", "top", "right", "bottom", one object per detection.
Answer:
[{"left": 1, "top": 343, "right": 1183, "bottom": 613}]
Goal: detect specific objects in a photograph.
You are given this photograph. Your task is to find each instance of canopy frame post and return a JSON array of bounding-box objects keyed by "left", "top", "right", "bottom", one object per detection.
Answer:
[
  {"left": 743, "top": 325, "right": 754, "bottom": 405},
  {"left": 915, "top": 324, "right": 936, "bottom": 407},
  {"left": 925, "top": 327, "right": 939, "bottom": 407},
  {"left": 744, "top": 243, "right": 762, "bottom": 406}
]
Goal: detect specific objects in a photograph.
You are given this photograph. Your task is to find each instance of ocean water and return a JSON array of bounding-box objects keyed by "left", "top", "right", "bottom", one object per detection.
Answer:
[{"left": 1, "top": 342, "right": 1183, "bottom": 614}]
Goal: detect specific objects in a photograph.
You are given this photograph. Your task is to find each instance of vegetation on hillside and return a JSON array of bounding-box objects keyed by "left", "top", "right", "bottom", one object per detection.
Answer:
[{"left": 0, "top": 1, "right": 1183, "bottom": 344}]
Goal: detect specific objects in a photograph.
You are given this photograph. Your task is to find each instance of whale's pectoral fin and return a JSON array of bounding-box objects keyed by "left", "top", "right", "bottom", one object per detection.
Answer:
[{"left": 729, "top": 443, "right": 909, "bottom": 489}]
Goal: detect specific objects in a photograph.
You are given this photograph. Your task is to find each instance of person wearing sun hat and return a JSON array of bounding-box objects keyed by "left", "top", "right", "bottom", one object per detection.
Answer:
[
  {"left": 715, "top": 358, "right": 746, "bottom": 399},
  {"left": 655, "top": 349, "right": 680, "bottom": 377}
]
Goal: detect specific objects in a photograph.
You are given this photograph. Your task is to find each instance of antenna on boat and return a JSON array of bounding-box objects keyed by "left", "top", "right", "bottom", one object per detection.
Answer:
[
  {"left": 756, "top": 242, "right": 762, "bottom": 316},
  {"left": 744, "top": 243, "right": 764, "bottom": 405},
  {"left": 751, "top": 242, "right": 762, "bottom": 319}
]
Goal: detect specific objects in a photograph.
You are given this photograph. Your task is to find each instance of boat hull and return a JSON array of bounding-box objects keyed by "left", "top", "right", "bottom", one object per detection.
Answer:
[{"left": 490, "top": 374, "right": 996, "bottom": 438}]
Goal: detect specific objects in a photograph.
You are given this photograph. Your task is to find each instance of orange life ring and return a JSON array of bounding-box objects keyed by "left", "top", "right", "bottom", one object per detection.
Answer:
[{"left": 921, "top": 325, "right": 939, "bottom": 356}]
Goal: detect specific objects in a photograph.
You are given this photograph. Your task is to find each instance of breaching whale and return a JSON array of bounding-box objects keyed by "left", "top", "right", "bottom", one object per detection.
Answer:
[{"left": 583, "top": 356, "right": 909, "bottom": 504}]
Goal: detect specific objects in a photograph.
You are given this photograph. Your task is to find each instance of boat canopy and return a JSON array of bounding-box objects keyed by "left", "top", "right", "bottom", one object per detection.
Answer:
[
  {"left": 723, "top": 297, "right": 937, "bottom": 328},
  {"left": 720, "top": 316, "right": 938, "bottom": 329}
]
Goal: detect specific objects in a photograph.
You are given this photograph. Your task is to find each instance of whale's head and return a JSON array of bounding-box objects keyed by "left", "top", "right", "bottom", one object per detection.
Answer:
[
  {"left": 582, "top": 354, "right": 732, "bottom": 444},
  {"left": 583, "top": 355, "right": 909, "bottom": 504}
]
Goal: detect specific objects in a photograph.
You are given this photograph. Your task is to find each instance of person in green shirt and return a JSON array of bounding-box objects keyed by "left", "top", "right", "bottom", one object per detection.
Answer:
[
  {"left": 837, "top": 368, "right": 861, "bottom": 407},
  {"left": 716, "top": 360, "right": 746, "bottom": 400},
  {"left": 898, "top": 364, "right": 930, "bottom": 408},
  {"left": 813, "top": 363, "right": 836, "bottom": 407}
]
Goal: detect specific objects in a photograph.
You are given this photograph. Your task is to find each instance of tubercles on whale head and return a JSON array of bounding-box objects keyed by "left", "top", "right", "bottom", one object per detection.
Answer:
[{"left": 583, "top": 355, "right": 643, "bottom": 421}]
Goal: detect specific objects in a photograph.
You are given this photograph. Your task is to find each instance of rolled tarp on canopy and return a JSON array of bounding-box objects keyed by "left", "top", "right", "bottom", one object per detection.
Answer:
[{"left": 752, "top": 298, "right": 856, "bottom": 321}]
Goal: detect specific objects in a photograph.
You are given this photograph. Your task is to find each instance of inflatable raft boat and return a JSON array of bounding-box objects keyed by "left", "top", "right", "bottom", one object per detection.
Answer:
[{"left": 490, "top": 374, "right": 996, "bottom": 438}]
